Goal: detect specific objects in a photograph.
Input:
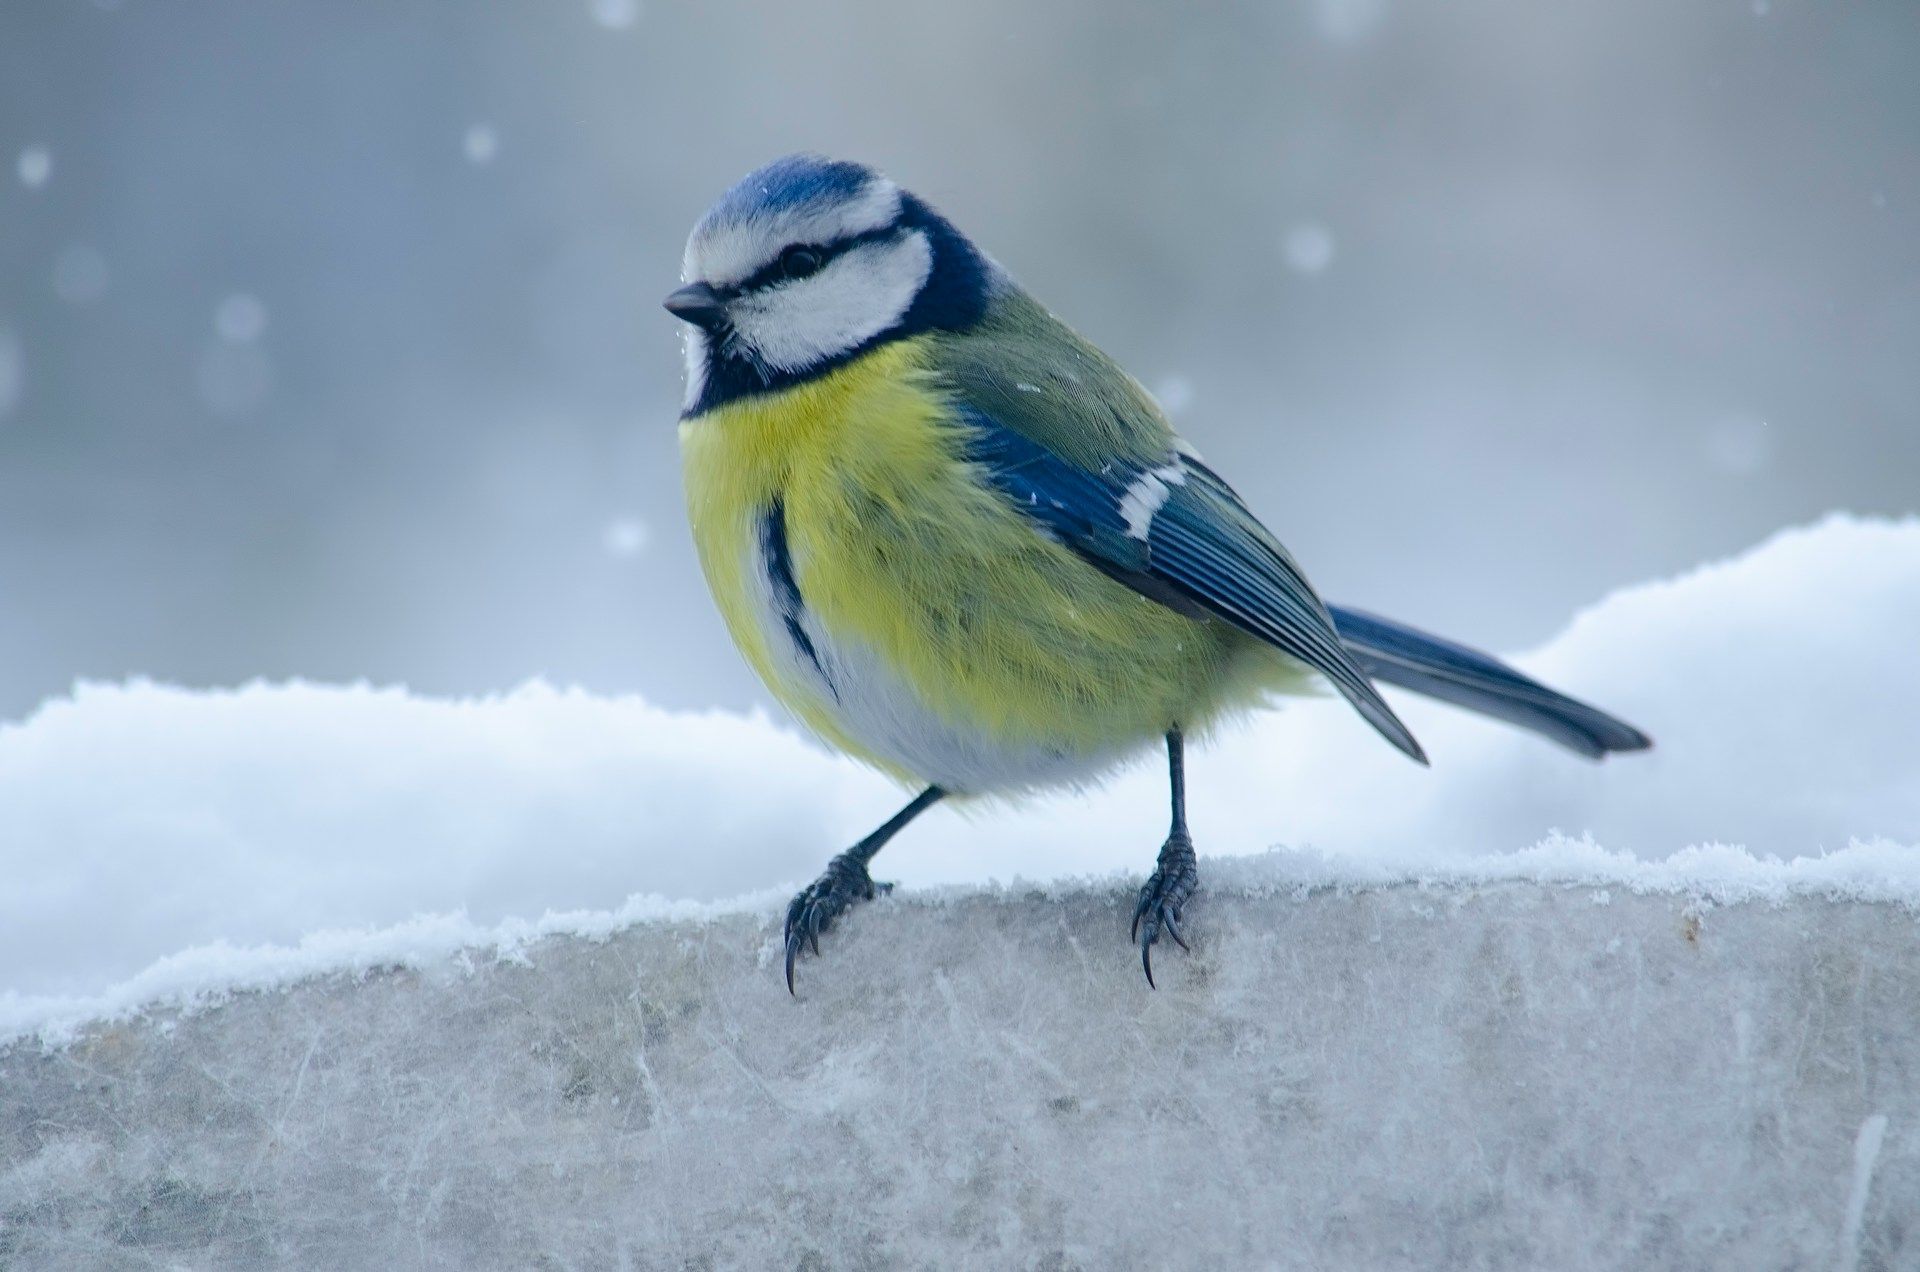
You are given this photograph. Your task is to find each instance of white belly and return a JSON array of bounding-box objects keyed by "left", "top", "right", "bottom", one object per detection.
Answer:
[{"left": 743, "top": 521, "right": 1139, "bottom": 795}]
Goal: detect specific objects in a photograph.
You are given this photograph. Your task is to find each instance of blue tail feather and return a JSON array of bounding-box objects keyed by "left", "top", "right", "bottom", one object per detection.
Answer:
[{"left": 1329, "top": 606, "right": 1652, "bottom": 761}]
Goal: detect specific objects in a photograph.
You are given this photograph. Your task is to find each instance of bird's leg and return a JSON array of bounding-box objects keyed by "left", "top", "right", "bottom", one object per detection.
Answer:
[
  {"left": 1131, "top": 727, "right": 1199, "bottom": 987},
  {"left": 784, "top": 785, "right": 945, "bottom": 993}
]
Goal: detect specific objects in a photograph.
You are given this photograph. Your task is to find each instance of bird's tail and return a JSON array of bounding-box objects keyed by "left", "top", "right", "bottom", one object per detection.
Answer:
[{"left": 1329, "top": 605, "right": 1652, "bottom": 760}]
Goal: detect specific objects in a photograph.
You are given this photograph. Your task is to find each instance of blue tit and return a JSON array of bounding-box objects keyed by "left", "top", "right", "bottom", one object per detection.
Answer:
[{"left": 665, "top": 154, "right": 1651, "bottom": 991}]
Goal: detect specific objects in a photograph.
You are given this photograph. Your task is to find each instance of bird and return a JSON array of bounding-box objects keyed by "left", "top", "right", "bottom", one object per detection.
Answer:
[{"left": 665, "top": 154, "right": 1651, "bottom": 992}]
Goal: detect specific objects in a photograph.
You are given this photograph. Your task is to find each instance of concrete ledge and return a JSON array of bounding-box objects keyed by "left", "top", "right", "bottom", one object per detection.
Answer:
[{"left": 3, "top": 876, "right": 1915, "bottom": 1269}]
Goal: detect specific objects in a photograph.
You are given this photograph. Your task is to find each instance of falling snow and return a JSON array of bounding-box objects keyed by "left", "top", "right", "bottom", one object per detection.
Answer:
[
  {"left": 463, "top": 124, "right": 498, "bottom": 165},
  {"left": 588, "top": 0, "right": 640, "bottom": 29},
  {"left": 1152, "top": 374, "right": 1195, "bottom": 415},
  {"left": 16, "top": 146, "right": 51, "bottom": 190},
  {"left": 214, "top": 294, "right": 268, "bottom": 344},
  {"left": 1283, "top": 222, "right": 1336, "bottom": 275},
  {"left": 602, "top": 515, "right": 650, "bottom": 558}
]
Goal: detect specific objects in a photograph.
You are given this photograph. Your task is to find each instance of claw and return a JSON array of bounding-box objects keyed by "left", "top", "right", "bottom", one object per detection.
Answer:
[
  {"left": 1129, "top": 889, "right": 1153, "bottom": 943},
  {"left": 1132, "top": 831, "right": 1199, "bottom": 987},
  {"left": 780, "top": 851, "right": 889, "bottom": 993}
]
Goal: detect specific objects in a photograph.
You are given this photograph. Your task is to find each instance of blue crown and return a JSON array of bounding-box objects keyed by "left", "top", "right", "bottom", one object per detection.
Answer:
[{"left": 699, "top": 154, "right": 879, "bottom": 232}]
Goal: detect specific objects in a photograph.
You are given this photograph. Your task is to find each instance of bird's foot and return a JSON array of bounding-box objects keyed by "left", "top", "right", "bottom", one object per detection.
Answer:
[
  {"left": 783, "top": 851, "right": 892, "bottom": 994},
  {"left": 1131, "top": 829, "right": 1198, "bottom": 987}
]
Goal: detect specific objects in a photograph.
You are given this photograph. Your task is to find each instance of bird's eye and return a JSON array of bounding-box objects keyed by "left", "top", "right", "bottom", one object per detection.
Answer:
[{"left": 779, "top": 245, "right": 825, "bottom": 281}]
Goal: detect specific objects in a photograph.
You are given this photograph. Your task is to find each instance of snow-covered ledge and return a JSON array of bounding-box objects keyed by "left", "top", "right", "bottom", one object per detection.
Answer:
[{"left": 3, "top": 863, "right": 1914, "bottom": 1269}]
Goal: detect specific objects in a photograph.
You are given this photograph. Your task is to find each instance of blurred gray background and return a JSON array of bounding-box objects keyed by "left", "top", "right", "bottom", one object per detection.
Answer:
[{"left": 2, "top": 0, "right": 1915, "bottom": 723}]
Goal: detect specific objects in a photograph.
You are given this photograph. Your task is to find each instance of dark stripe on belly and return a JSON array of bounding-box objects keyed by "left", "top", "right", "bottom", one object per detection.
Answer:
[{"left": 758, "top": 499, "right": 836, "bottom": 699}]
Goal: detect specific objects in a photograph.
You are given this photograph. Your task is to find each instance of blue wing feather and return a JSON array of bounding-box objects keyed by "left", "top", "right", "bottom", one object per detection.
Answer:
[{"left": 959, "top": 409, "right": 1428, "bottom": 764}]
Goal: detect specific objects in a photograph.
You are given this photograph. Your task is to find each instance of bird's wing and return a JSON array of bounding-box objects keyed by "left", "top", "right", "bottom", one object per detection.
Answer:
[{"left": 928, "top": 294, "right": 1426, "bottom": 764}]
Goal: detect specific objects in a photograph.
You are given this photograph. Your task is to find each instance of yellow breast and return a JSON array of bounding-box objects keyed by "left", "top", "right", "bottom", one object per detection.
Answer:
[{"left": 678, "top": 339, "right": 1257, "bottom": 792}]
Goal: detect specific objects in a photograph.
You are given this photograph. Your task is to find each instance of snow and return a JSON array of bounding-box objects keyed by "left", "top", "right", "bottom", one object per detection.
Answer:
[
  {"left": 3, "top": 878, "right": 1914, "bottom": 1268},
  {"left": 462, "top": 123, "right": 498, "bottom": 165},
  {"left": 1840, "top": 1114, "right": 1892, "bottom": 1272},
  {"left": 1313, "top": 0, "right": 1387, "bottom": 45},
  {"left": 15, "top": 145, "right": 51, "bottom": 190},
  {"left": 587, "top": 0, "right": 639, "bottom": 29},
  {"left": 1282, "top": 221, "right": 1336, "bottom": 274},
  {"left": 1, "top": 514, "right": 1917, "bottom": 1044},
  {"left": 1151, "top": 373, "right": 1195, "bottom": 415},
  {"left": 213, "top": 293, "right": 268, "bottom": 344},
  {"left": 600, "top": 514, "right": 650, "bottom": 558}
]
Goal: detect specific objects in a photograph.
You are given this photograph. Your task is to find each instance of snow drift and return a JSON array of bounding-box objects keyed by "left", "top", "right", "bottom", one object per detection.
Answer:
[
  {"left": 2, "top": 513, "right": 1919, "bottom": 1268},
  {"left": 1, "top": 513, "right": 1917, "bottom": 1037}
]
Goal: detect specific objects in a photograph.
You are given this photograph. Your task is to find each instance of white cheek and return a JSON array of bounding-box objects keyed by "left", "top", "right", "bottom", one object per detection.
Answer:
[{"left": 727, "top": 233, "right": 933, "bottom": 374}]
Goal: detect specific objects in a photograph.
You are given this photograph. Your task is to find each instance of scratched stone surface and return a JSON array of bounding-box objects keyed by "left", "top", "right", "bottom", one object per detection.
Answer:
[{"left": 2, "top": 879, "right": 1915, "bottom": 1270}]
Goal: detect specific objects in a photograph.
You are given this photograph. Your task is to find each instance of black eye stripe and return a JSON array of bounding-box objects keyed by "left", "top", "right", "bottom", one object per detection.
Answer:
[{"left": 720, "top": 224, "right": 904, "bottom": 297}]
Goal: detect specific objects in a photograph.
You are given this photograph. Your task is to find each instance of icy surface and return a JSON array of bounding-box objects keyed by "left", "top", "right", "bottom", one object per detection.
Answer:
[
  {"left": 1, "top": 514, "right": 1918, "bottom": 1033},
  {"left": 2, "top": 871, "right": 1915, "bottom": 1270}
]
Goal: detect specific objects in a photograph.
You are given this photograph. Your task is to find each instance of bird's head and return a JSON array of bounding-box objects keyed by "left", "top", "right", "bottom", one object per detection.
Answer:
[{"left": 667, "top": 154, "right": 994, "bottom": 416}]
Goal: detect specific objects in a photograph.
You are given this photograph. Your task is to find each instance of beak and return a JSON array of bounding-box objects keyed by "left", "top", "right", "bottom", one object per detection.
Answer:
[{"left": 663, "top": 282, "right": 727, "bottom": 329}]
